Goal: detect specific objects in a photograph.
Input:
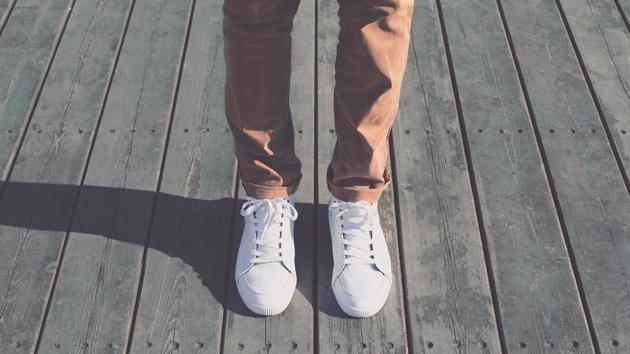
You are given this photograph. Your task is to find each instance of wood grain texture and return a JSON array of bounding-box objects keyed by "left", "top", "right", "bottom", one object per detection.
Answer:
[
  {"left": 220, "top": 0, "right": 316, "bottom": 352},
  {"left": 558, "top": 0, "right": 630, "bottom": 197},
  {"left": 617, "top": 0, "right": 630, "bottom": 23},
  {"left": 0, "top": 0, "right": 70, "bottom": 178},
  {"left": 0, "top": 0, "right": 15, "bottom": 29},
  {"left": 440, "top": 0, "right": 594, "bottom": 352},
  {"left": 499, "top": 0, "right": 630, "bottom": 351},
  {"left": 316, "top": 1, "right": 408, "bottom": 352},
  {"left": 127, "top": 0, "right": 237, "bottom": 351},
  {"left": 1, "top": 0, "right": 630, "bottom": 351},
  {"left": 557, "top": 1, "right": 630, "bottom": 348},
  {"left": 0, "top": 0, "right": 133, "bottom": 352},
  {"left": 392, "top": 0, "right": 501, "bottom": 351},
  {"left": 36, "top": 0, "right": 194, "bottom": 352}
]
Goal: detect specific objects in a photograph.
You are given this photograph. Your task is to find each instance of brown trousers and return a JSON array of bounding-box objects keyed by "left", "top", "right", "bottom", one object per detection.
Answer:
[{"left": 223, "top": 0, "right": 413, "bottom": 202}]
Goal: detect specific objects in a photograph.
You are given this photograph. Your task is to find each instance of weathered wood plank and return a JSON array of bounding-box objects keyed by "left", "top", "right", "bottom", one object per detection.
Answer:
[
  {"left": 0, "top": 0, "right": 70, "bottom": 178},
  {"left": 221, "top": 0, "right": 316, "bottom": 351},
  {"left": 316, "top": 1, "right": 407, "bottom": 351},
  {"left": 0, "top": 0, "right": 9, "bottom": 17},
  {"left": 0, "top": 0, "right": 134, "bottom": 351},
  {"left": 36, "top": 0, "right": 194, "bottom": 351},
  {"left": 499, "top": 0, "right": 630, "bottom": 351},
  {"left": 391, "top": 0, "right": 501, "bottom": 351},
  {"left": 0, "top": 0, "right": 15, "bottom": 28},
  {"left": 617, "top": 0, "right": 630, "bottom": 23},
  {"left": 440, "top": 0, "right": 595, "bottom": 352},
  {"left": 127, "top": 0, "right": 237, "bottom": 352},
  {"left": 557, "top": 3, "right": 630, "bottom": 349},
  {"left": 558, "top": 0, "right": 630, "bottom": 192}
]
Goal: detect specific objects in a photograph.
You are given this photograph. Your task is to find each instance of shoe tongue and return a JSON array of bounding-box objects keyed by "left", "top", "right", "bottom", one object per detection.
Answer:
[
  {"left": 344, "top": 213, "right": 365, "bottom": 224},
  {"left": 343, "top": 233, "right": 370, "bottom": 263},
  {"left": 254, "top": 209, "right": 271, "bottom": 221},
  {"left": 342, "top": 207, "right": 369, "bottom": 224},
  {"left": 341, "top": 211, "right": 372, "bottom": 263},
  {"left": 254, "top": 210, "right": 283, "bottom": 241}
]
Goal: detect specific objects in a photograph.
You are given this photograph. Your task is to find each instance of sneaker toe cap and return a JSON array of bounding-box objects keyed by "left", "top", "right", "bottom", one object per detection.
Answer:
[
  {"left": 237, "top": 265, "right": 296, "bottom": 315},
  {"left": 333, "top": 270, "right": 392, "bottom": 317}
]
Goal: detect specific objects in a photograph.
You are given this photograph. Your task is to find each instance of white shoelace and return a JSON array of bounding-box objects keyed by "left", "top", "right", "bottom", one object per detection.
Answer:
[
  {"left": 240, "top": 198, "right": 298, "bottom": 264},
  {"left": 332, "top": 200, "right": 376, "bottom": 265}
]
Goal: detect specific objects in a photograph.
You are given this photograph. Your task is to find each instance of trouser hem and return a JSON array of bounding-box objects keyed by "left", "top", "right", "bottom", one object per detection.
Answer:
[
  {"left": 327, "top": 175, "right": 390, "bottom": 203},
  {"left": 241, "top": 179, "right": 300, "bottom": 199}
]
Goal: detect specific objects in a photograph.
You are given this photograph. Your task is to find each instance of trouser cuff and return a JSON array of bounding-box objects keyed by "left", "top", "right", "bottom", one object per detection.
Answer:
[
  {"left": 241, "top": 179, "right": 300, "bottom": 200},
  {"left": 327, "top": 169, "right": 391, "bottom": 203}
]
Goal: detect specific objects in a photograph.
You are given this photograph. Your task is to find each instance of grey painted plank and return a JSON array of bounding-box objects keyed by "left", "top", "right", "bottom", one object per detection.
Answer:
[
  {"left": 440, "top": 0, "right": 595, "bottom": 352},
  {"left": 221, "top": 0, "right": 315, "bottom": 351},
  {"left": 391, "top": 0, "right": 501, "bottom": 351},
  {"left": 559, "top": 0, "right": 630, "bottom": 197},
  {"left": 0, "top": 0, "right": 14, "bottom": 29},
  {"left": 127, "top": 0, "right": 237, "bottom": 351},
  {"left": 499, "top": 0, "right": 630, "bottom": 351},
  {"left": 558, "top": 2, "right": 630, "bottom": 349},
  {"left": 0, "top": 0, "right": 9, "bottom": 16},
  {"left": 316, "top": 1, "right": 407, "bottom": 352},
  {"left": 617, "top": 0, "right": 630, "bottom": 23},
  {"left": 36, "top": 0, "right": 194, "bottom": 351},
  {"left": 0, "top": 0, "right": 134, "bottom": 351},
  {"left": 0, "top": 0, "right": 70, "bottom": 178}
]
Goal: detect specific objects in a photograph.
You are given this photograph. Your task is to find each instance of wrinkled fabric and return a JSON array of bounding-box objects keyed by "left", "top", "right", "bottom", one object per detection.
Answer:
[{"left": 223, "top": 0, "right": 414, "bottom": 202}]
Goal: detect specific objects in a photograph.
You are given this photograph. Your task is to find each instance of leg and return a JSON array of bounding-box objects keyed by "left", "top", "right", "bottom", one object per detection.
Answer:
[
  {"left": 328, "top": 0, "right": 414, "bottom": 202},
  {"left": 224, "top": 0, "right": 303, "bottom": 316},
  {"left": 326, "top": 0, "right": 413, "bottom": 318},
  {"left": 223, "top": 0, "right": 302, "bottom": 199}
]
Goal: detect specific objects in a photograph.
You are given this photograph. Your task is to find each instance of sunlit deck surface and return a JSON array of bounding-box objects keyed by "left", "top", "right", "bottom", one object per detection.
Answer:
[{"left": 1, "top": 0, "right": 630, "bottom": 352}]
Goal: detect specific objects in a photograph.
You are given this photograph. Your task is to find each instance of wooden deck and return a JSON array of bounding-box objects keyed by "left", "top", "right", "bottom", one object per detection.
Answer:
[{"left": 1, "top": 0, "right": 630, "bottom": 352}]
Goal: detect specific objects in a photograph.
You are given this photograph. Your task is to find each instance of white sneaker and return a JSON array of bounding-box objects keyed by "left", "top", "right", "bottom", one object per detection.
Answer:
[
  {"left": 235, "top": 196, "right": 298, "bottom": 315},
  {"left": 328, "top": 197, "right": 392, "bottom": 317}
]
